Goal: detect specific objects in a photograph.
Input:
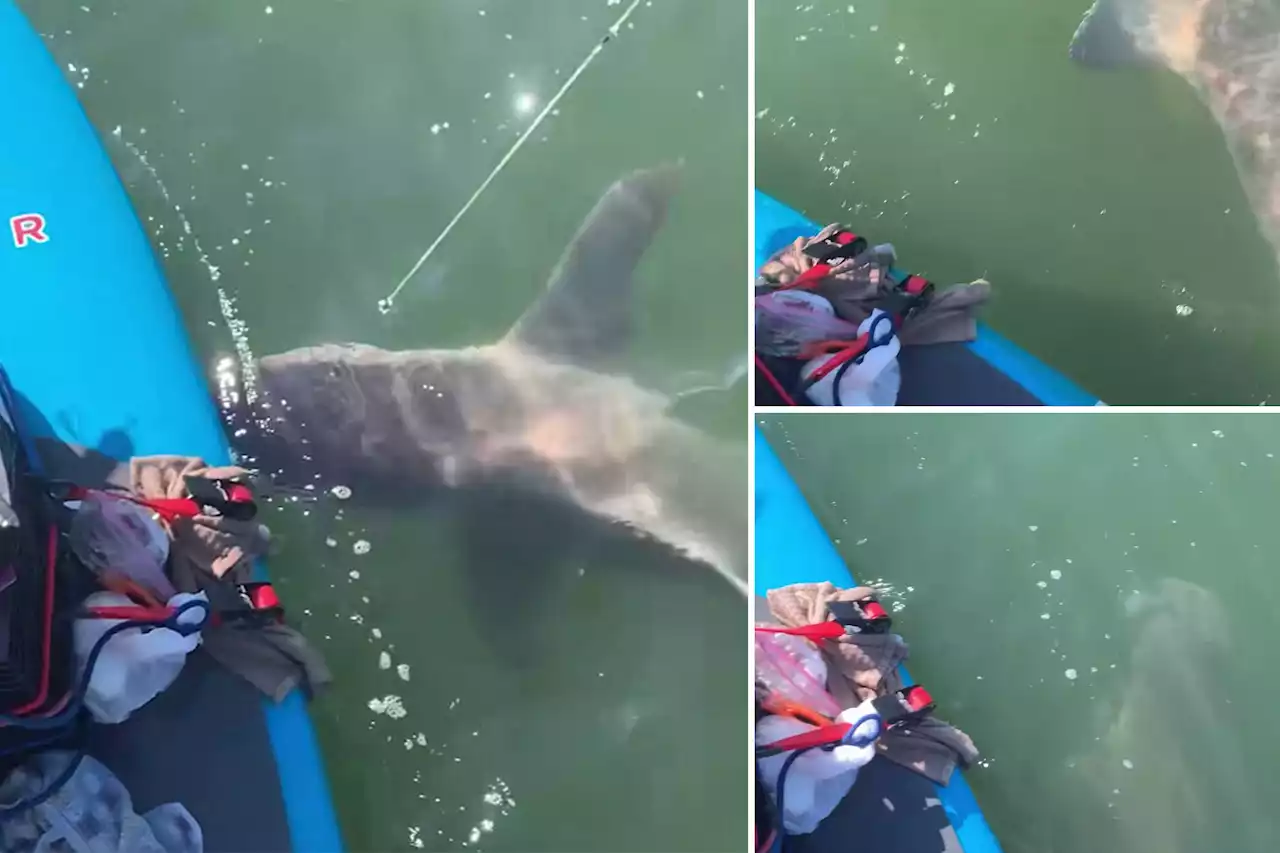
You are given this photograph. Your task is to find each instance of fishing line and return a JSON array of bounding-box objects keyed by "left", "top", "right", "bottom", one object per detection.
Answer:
[{"left": 378, "top": 0, "right": 647, "bottom": 313}]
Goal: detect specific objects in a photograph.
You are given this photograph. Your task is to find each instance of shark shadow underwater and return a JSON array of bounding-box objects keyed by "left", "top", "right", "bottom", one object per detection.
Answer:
[{"left": 224, "top": 166, "right": 749, "bottom": 628}]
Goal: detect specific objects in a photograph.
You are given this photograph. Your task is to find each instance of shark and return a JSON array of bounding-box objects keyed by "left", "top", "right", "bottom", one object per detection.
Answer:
[
  {"left": 1069, "top": 0, "right": 1280, "bottom": 261},
  {"left": 233, "top": 166, "right": 748, "bottom": 596},
  {"left": 1071, "top": 579, "right": 1266, "bottom": 852}
]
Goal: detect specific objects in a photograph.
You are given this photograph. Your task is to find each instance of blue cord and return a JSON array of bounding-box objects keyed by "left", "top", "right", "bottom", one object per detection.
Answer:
[
  {"left": 840, "top": 714, "right": 882, "bottom": 748},
  {"left": 772, "top": 713, "right": 883, "bottom": 853},
  {"left": 0, "top": 599, "right": 210, "bottom": 814}
]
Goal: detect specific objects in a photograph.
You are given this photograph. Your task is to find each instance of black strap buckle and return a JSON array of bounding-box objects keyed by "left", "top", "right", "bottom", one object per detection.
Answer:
[
  {"left": 803, "top": 228, "right": 868, "bottom": 264},
  {"left": 877, "top": 273, "right": 935, "bottom": 322},
  {"left": 183, "top": 475, "right": 258, "bottom": 521},
  {"left": 827, "top": 598, "right": 893, "bottom": 634},
  {"left": 221, "top": 582, "right": 284, "bottom": 626},
  {"left": 872, "top": 685, "right": 936, "bottom": 728}
]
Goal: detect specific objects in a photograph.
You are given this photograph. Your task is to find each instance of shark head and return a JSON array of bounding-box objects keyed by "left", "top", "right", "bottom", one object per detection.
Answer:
[
  {"left": 1068, "top": 0, "right": 1212, "bottom": 72},
  {"left": 251, "top": 341, "right": 507, "bottom": 491}
]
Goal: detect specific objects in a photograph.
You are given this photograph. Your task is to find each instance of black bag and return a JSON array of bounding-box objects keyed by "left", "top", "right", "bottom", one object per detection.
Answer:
[{"left": 0, "top": 368, "right": 78, "bottom": 768}]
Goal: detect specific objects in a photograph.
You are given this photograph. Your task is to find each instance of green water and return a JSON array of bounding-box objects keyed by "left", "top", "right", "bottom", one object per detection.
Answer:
[
  {"left": 761, "top": 413, "right": 1280, "bottom": 853},
  {"left": 756, "top": 0, "right": 1280, "bottom": 404},
  {"left": 19, "top": 1, "right": 748, "bottom": 850}
]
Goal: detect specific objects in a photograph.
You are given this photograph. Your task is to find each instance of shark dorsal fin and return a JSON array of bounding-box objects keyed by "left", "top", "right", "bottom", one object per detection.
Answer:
[{"left": 503, "top": 164, "right": 681, "bottom": 366}]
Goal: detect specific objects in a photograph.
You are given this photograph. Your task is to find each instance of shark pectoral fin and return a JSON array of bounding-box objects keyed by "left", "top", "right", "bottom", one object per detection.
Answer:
[
  {"left": 1069, "top": 0, "right": 1143, "bottom": 68},
  {"left": 503, "top": 163, "right": 682, "bottom": 366}
]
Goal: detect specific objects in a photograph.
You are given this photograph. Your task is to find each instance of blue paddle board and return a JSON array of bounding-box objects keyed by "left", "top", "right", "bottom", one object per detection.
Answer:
[
  {"left": 756, "top": 428, "right": 1004, "bottom": 853},
  {"left": 0, "top": 3, "right": 343, "bottom": 849}
]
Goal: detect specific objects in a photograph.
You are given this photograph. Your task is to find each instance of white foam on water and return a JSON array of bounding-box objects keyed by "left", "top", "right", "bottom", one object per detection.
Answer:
[
  {"left": 115, "top": 129, "right": 262, "bottom": 405},
  {"left": 368, "top": 694, "right": 407, "bottom": 719}
]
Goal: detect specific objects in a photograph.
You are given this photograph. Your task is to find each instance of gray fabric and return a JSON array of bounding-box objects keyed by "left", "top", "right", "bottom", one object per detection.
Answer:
[
  {"left": 87, "top": 652, "right": 292, "bottom": 853},
  {"left": 785, "top": 756, "right": 963, "bottom": 853},
  {"left": 199, "top": 623, "right": 331, "bottom": 704},
  {"left": 0, "top": 752, "right": 202, "bottom": 853},
  {"left": 165, "top": 549, "right": 331, "bottom": 702}
]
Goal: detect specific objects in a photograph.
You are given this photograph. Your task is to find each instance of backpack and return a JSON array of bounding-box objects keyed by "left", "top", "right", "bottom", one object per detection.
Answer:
[{"left": 0, "top": 367, "right": 79, "bottom": 771}]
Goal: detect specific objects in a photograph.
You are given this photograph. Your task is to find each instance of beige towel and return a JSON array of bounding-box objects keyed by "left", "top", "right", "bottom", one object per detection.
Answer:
[
  {"left": 766, "top": 582, "right": 908, "bottom": 703},
  {"left": 130, "top": 456, "right": 269, "bottom": 579},
  {"left": 757, "top": 224, "right": 989, "bottom": 347},
  {"left": 766, "top": 582, "right": 978, "bottom": 785},
  {"left": 130, "top": 456, "right": 331, "bottom": 700}
]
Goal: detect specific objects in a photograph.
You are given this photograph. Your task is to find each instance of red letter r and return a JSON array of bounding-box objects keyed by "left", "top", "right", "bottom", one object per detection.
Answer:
[{"left": 10, "top": 214, "right": 48, "bottom": 249}]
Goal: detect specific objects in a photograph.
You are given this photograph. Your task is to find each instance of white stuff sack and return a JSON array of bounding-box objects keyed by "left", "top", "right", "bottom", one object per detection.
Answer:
[
  {"left": 74, "top": 591, "right": 207, "bottom": 724},
  {"left": 756, "top": 702, "right": 882, "bottom": 834},
  {"left": 801, "top": 309, "right": 901, "bottom": 407}
]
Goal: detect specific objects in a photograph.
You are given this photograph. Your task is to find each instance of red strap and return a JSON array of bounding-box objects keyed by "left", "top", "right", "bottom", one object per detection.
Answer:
[
  {"left": 754, "top": 354, "right": 799, "bottom": 406},
  {"left": 132, "top": 497, "right": 203, "bottom": 522},
  {"left": 755, "top": 622, "right": 847, "bottom": 641},
  {"left": 804, "top": 334, "right": 870, "bottom": 385},
  {"left": 760, "top": 722, "right": 853, "bottom": 753},
  {"left": 832, "top": 231, "right": 861, "bottom": 246},
  {"left": 65, "top": 485, "right": 203, "bottom": 522},
  {"left": 84, "top": 604, "right": 175, "bottom": 622},
  {"left": 777, "top": 262, "right": 833, "bottom": 291}
]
